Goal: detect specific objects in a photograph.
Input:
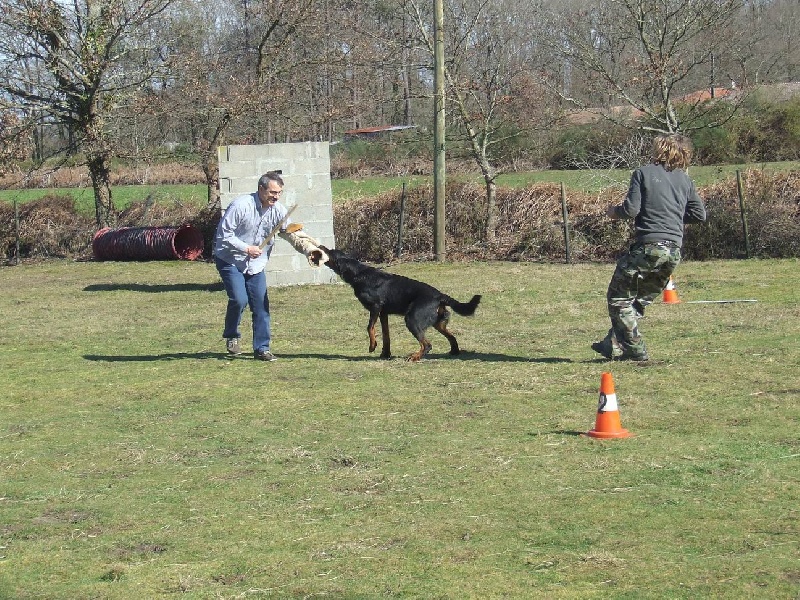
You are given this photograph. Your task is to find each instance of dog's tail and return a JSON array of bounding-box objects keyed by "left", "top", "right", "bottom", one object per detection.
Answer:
[{"left": 444, "top": 294, "right": 481, "bottom": 316}]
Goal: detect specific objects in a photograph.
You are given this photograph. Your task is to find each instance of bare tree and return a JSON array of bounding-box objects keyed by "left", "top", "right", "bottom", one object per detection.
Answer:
[
  {"left": 0, "top": 0, "right": 177, "bottom": 226},
  {"left": 723, "top": 1, "right": 780, "bottom": 87},
  {"left": 0, "top": 111, "right": 32, "bottom": 176},
  {"left": 243, "top": 0, "right": 407, "bottom": 143},
  {"left": 743, "top": 0, "right": 800, "bottom": 84},
  {"left": 134, "top": 0, "right": 258, "bottom": 206},
  {"left": 542, "top": 0, "right": 747, "bottom": 134},
  {"left": 111, "top": 0, "right": 343, "bottom": 204},
  {"left": 774, "top": 0, "right": 800, "bottom": 82},
  {"left": 406, "top": 0, "right": 552, "bottom": 242}
]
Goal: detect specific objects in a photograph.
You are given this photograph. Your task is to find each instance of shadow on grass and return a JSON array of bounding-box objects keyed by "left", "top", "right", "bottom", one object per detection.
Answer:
[
  {"left": 82, "top": 351, "right": 573, "bottom": 363},
  {"left": 586, "top": 357, "right": 665, "bottom": 367},
  {"left": 441, "top": 352, "right": 572, "bottom": 363},
  {"left": 83, "top": 282, "right": 224, "bottom": 293},
  {"left": 83, "top": 352, "right": 387, "bottom": 362},
  {"left": 254, "top": 351, "right": 571, "bottom": 363},
  {"left": 84, "top": 352, "right": 230, "bottom": 362}
]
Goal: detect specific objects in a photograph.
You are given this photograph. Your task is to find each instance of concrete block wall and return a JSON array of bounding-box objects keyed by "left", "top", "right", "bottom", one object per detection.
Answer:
[{"left": 218, "top": 142, "right": 337, "bottom": 287}]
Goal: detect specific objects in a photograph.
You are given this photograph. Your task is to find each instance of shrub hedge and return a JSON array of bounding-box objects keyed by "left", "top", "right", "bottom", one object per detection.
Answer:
[
  {"left": 2, "top": 169, "right": 797, "bottom": 265},
  {"left": 333, "top": 169, "right": 799, "bottom": 264}
]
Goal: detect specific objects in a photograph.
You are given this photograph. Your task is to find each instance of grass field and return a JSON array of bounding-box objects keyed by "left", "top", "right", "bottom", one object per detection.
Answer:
[
  {"left": 0, "top": 184, "right": 207, "bottom": 216},
  {"left": 1, "top": 161, "right": 798, "bottom": 213},
  {"left": 1, "top": 257, "right": 798, "bottom": 598}
]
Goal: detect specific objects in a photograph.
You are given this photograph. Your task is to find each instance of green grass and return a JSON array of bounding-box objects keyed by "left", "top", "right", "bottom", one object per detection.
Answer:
[
  {"left": 332, "top": 161, "right": 800, "bottom": 200},
  {"left": 1, "top": 258, "right": 798, "bottom": 598},
  {"left": 2, "top": 161, "right": 797, "bottom": 211},
  {"left": 0, "top": 184, "right": 208, "bottom": 216},
  {"left": 497, "top": 160, "right": 800, "bottom": 190}
]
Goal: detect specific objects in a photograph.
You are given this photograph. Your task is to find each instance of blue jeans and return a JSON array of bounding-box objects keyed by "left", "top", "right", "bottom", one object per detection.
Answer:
[{"left": 215, "top": 258, "right": 271, "bottom": 353}]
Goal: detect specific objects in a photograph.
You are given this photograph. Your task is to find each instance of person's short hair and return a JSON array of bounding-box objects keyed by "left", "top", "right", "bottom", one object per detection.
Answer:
[
  {"left": 652, "top": 134, "right": 692, "bottom": 171},
  {"left": 258, "top": 171, "right": 284, "bottom": 189}
]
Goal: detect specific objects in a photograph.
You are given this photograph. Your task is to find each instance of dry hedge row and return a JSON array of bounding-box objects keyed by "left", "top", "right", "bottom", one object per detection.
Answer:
[
  {"left": 686, "top": 170, "right": 800, "bottom": 260},
  {"left": 0, "top": 196, "right": 211, "bottom": 261},
  {"left": 2, "top": 169, "right": 798, "bottom": 264},
  {"left": 335, "top": 170, "right": 800, "bottom": 263}
]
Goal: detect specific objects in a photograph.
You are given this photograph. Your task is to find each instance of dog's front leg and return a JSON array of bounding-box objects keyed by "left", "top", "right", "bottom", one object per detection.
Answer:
[
  {"left": 379, "top": 312, "right": 391, "bottom": 359},
  {"left": 367, "top": 311, "right": 380, "bottom": 353}
]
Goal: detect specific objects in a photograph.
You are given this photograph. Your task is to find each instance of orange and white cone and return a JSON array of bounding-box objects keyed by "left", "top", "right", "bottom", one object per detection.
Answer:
[
  {"left": 586, "top": 372, "right": 632, "bottom": 439},
  {"left": 662, "top": 276, "right": 680, "bottom": 304}
]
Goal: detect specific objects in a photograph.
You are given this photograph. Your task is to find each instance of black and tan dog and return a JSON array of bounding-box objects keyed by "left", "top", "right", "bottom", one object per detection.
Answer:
[{"left": 318, "top": 246, "right": 481, "bottom": 361}]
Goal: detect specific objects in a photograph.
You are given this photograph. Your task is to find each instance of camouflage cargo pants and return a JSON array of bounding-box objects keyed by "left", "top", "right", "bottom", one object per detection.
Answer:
[{"left": 603, "top": 241, "right": 681, "bottom": 358}]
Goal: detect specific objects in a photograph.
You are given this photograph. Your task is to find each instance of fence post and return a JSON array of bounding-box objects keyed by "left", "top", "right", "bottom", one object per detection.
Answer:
[
  {"left": 395, "top": 182, "right": 407, "bottom": 258},
  {"left": 736, "top": 170, "right": 751, "bottom": 259},
  {"left": 560, "top": 182, "right": 572, "bottom": 264},
  {"left": 14, "top": 199, "right": 20, "bottom": 265}
]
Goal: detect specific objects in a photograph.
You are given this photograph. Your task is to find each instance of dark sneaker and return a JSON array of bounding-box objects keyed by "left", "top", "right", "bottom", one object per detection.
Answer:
[
  {"left": 591, "top": 340, "right": 614, "bottom": 359},
  {"left": 591, "top": 337, "right": 623, "bottom": 360},
  {"left": 226, "top": 337, "right": 242, "bottom": 355},
  {"left": 619, "top": 350, "right": 649, "bottom": 362},
  {"left": 254, "top": 350, "right": 277, "bottom": 362}
]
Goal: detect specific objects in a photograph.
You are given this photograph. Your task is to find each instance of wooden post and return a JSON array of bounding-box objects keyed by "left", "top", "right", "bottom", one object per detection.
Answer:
[
  {"left": 14, "top": 199, "right": 20, "bottom": 265},
  {"left": 433, "top": 0, "right": 446, "bottom": 261},
  {"left": 561, "top": 183, "right": 571, "bottom": 264},
  {"left": 396, "top": 182, "right": 407, "bottom": 258},
  {"left": 736, "top": 170, "right": 751, "bottom": 259}
]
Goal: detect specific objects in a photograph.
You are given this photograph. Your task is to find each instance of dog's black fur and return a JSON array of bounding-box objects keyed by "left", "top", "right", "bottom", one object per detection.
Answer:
[{"left": 319, "top": 246, "right": 481, "bottom": 361}]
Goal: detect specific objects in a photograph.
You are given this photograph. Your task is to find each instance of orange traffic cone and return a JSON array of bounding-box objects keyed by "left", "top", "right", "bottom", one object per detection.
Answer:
[
  {"left": 662, "top": 276, "right": 681, "bottom": 304},
  {"left": 586, "top": 372, "right": 632, "bottom": 439}
]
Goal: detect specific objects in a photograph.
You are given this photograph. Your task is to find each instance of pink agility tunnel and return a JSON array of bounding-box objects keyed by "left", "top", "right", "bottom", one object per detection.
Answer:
[{"left": 92, "top": 224, "right": 204, "bottom": 261}]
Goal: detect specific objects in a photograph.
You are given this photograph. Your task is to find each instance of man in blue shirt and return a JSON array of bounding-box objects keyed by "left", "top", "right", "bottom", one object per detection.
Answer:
[{"left": 213, "top": 171, "right": 325, "bottom": 361}]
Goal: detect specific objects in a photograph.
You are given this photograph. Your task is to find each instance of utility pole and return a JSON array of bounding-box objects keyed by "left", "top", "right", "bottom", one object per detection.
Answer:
[
  {"left": 433, "top": 0, "right": 446, "bottom": 261},
  {"left": 710, "top": 52, "right": 716, "bottom": 99}
]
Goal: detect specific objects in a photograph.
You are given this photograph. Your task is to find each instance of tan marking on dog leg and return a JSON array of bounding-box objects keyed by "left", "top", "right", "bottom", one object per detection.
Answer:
[
  {"left": 367, "top": 315, "right": 378, "bottom": 353},
  {"left": 434, "top": 321, "right": 460, "bottom": 355},
  {"left": 406, "top": 339, "right": 432, "bottom": 362}
]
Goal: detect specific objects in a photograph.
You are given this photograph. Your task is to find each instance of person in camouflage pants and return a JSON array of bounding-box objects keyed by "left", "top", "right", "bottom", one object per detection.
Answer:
[{"left": 593, "top": 134, "right": 706, "bottom": 361}]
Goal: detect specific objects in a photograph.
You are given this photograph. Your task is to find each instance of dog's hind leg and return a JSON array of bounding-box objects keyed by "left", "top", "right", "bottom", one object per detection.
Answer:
[
  {"left": 404, "top": 301, "right": 436, "bottom": 361},
  {"left": 434, "top": 307, "right": 460, "bottom": 355},
  {"left": 406, "top": 336, "right": 432, "bottom": 362},
  {"left": 367, "top": 311, "right": 380, "bottom": 353},
  {"left": 379, "top": 311, "right": 391, "bottom": 359}
]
